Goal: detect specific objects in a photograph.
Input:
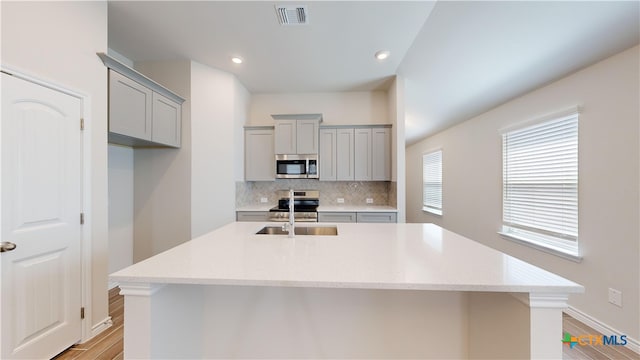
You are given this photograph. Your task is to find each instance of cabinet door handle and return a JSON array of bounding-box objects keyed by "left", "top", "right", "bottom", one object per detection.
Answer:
[{"left": 0, "top": 242, "right": 17, "bottom": 252}]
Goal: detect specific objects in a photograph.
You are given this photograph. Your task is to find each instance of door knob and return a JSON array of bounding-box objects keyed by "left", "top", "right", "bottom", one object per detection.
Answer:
[{"left": 0, "top": 242, "right": 16, "bottom": 252}]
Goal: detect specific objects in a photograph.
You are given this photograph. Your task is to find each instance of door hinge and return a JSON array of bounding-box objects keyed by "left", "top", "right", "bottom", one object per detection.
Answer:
[
  {"left": 81, "top": 307, "right": 85, "bottom": 319},
  {"left": 80, "top": 118, "right": 84, "bottom": 131},
  {"left": 80, "top": 213, "right": 84, "bottom": 225}
]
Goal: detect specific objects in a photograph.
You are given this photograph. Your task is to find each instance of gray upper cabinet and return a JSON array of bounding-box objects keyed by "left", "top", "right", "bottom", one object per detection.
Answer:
[
  {"left": 319, "top": 125, "right": 391, "bottom": 182},
  {"left": 320, "top": 127, "right": 355, "bottom": 181},
  {"left": 109, "top": 70, "right": 152, "bottom": 141},
  {"left": 354, "top": 128, "right": 372, "bottom": 181},
  {"left": 319, "top": 128, "right": 337, "bottom": 181},
  {"left": 98, "top": 53, "right": 185, "bottom": 148},
  {"left": 272, "top": 114, "right": 321, "bottom": 155},
  {"left": 336, "top": 128, "right": 355, "bottom": 180},
  {"left": 245, "top": 127, "right": 275, "bottom": 181},
  {"left": 274, "top": 119, "right": 297, "bottom": 155},
  {"left": 296, "top": 119, "right": 319, "bottom": 154},
  {"left": 371, "top": 127, "right": 391, "bottom": 181},
  {"left": 152, "top": 92, "right": 181, "bottom": 147}
]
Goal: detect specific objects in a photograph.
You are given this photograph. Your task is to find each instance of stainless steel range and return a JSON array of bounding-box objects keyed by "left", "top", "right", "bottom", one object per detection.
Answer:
[{"left": 269, "top": 190, "right": 319, "bottom": 222}]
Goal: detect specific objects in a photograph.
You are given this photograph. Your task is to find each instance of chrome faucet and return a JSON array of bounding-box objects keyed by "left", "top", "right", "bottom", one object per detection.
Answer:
[{"left": 282, "top": 189, "right": 295, "bottom": 237}]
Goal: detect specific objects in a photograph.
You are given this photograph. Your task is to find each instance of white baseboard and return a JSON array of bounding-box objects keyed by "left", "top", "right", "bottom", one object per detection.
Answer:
[
  {"left": 90, "top": 316, "right": 113, "bottom": 338},
  {"left": 565, "top": 306, "right": 639, "bottom": 355}
]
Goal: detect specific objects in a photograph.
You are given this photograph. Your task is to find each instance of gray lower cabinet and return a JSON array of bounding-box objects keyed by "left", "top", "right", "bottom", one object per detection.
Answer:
[
  {"left": 236, "top": 211, "right": 271, "bottom": 222},
  {"left": 318, "top": 212, "right": 356, "bottom": 223},
  {"left": 318, "top": 211, "right": 397, "bottom": 223},
  {"left": 356, "top": 212, "right": 397, "bottom": 223}
]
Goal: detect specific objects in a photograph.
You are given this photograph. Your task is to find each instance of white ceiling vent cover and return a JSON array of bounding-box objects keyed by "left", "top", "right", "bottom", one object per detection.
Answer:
[{"left": 275, "top": 5, "right": 308, "bottom": 25}]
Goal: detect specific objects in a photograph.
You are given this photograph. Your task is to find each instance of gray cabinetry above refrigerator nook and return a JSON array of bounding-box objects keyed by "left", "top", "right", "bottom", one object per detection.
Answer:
[{"left": 98, "top": 53, "right": 184, "bottom": 148}]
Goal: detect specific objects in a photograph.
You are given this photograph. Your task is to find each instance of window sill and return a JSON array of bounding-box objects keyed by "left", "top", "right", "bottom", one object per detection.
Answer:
[
  {"left": 422, "top": 207, "right": 442, "bottom": 216},
  {"left": 498, "top": 231, "right": 582, "bottom": 263}
]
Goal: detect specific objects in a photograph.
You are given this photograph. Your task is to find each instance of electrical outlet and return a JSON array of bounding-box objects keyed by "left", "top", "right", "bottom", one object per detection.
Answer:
[
  {"left": 260, "top": 197, "right": 268, "bottom": 203},
  {"left": 366, "top": 198, "right": 374, "bottom": 204},
  {"left": 337, "top": 198, "right": 345, "bottom": 204},
  {"left": 608, "top": 288, "right": 622, "bottom": 307}
]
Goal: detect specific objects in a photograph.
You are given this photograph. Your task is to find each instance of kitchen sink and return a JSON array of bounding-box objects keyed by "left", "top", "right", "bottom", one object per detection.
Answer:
[{"left": 256, "top": 225, "right": 338, "bottom": 236}]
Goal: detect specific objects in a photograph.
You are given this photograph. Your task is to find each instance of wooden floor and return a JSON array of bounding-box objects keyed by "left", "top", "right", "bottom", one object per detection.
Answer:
[
  {"left": 52, "top": 287, "right": 123, "bottom": 360},
  {"left": 54, "top": 287, "right": 638, "bottom": 360}
]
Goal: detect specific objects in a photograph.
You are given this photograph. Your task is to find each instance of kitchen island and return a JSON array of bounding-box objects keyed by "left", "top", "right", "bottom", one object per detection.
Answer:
[{"left": 110, "top": 222, "right": 583, "bottom": 359}]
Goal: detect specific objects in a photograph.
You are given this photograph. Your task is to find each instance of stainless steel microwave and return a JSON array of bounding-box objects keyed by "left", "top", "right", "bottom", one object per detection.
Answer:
[{"left": 275, "top": 154, "right": 318, "bottom": 179}]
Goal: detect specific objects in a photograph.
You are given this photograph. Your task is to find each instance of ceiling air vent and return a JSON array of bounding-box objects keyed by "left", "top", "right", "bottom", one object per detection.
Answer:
[{"left": 275, "top": 5, "right": 308, "bottom": 25}]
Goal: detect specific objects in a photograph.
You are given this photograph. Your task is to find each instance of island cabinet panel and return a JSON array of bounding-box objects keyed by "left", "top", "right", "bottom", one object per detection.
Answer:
[
  {"left": 319, "top": 129, "right": 337, "bottom": 181},
  {"left": 245, "top": 128, "right": 275, "bottom": 181},
  {"left": 109, "top": 70, "right": 152, "bottom": 141},
  {"left": 356, "top": 212, "right": 397, "bottom": 223},
  {"left": 113, "top": 222, "right": 582, "bottom": 359},
  {"left": 236, "top": 211, "right": 271, "bottom": 222},
  {"left": 317, "top": 212, "right": 356, "bottom": 223},
  {"left": 354, "top": 128, "right": 372, "bottom": 181}
]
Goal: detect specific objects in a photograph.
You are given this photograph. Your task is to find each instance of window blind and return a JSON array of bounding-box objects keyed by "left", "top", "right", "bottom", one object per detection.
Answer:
[
  {"left": 502, "top": 113, "right": 578, "bottom": 247},
  {"left": 423, "top": 150, "right": 442, "bottom": 214}
]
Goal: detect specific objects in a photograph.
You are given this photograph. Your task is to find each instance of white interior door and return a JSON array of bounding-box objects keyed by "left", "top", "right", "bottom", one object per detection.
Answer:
[{"left": 1, "top": 72, "right": 83, "bottom": 359}]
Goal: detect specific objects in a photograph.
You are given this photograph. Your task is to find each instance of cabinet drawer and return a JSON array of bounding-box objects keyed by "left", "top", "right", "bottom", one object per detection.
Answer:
[
  {"left": 318, "top": 212, "right": 356, "bottom": 223},
  {"left": 356, "top": 212, "right": 397, "bottom": 223},
  {"left": 236, "top": 211, "right": 271, "bottom": 222}
]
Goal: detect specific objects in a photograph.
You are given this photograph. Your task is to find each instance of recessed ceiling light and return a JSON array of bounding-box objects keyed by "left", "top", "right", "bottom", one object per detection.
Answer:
[
  {"left": 231, "top": 57, "right": 243, "bottom": 64},
  {"left": 375, "top": 50, "right": 390, "bottom": 61}
]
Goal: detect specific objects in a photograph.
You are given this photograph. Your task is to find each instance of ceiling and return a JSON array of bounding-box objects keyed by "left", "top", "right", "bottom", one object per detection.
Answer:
[
  {"left": 399, "top": 1, "right": 640, "bottom": 144},
  {"left": 108, "top": 1, "right": 640, "bottom": 145},
  {"left": 108, "top": 1, "right": 435, "bottom": 93}
]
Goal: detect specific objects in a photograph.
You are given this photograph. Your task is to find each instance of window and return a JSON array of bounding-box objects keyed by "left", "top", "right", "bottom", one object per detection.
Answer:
[
  {"left": 500, "top": 110, "right": 579, "bottom": 259},
  {"left": 423, "top": 150, "right": 442, "bottom": 215}
]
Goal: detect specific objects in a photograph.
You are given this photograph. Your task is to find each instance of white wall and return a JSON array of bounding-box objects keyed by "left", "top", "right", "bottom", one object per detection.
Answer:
[
  {"left": 388, "top": 77, "right": 406, "bottom": 222},
  {"left": 190, "top": 61, "right": 250, "bottom": 238},
  {"left": 133, "top": 61, "right": 191, "bottom": 261},
  {"left": 249, "top": 91, "right": 389, "bottom": 125},
  {"left": 107, "top": 145, "right": 133, "bottom": 280},
  {"left": 1, "top": 1, "right": 110, "bottom": 337},
  {"left": 406, "top": 46, "right": 640, "bottom": 341}
]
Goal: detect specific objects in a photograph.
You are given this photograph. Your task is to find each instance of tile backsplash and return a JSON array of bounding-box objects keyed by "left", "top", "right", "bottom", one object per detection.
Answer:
[{"left": 237, "top": 180, "right": 397, "bottom": 207}]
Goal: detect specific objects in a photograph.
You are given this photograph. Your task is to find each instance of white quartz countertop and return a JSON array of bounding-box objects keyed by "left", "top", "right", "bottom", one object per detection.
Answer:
[{"left": 111, "top": 222, "right": 583, "bottom": 294}]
